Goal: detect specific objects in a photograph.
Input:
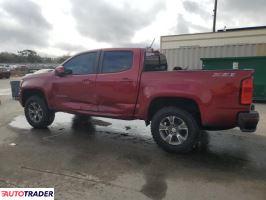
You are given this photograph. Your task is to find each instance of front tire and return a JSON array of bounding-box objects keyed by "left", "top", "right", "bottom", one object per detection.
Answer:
[
  {"left": 25, "top": 96, "right": 55, "bottom": 129},
  {"left": 151, "top": 107, "right": 199, "bottom": 153}
]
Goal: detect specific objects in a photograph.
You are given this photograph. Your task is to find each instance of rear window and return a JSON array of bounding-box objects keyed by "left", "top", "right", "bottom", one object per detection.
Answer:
[{"left": 144, "top": 53, "right": 168, "bottom": 72}]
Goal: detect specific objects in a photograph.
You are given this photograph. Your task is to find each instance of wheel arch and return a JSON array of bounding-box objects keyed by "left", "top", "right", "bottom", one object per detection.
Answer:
[
  {"left": 21, "top": 88, "right": 48, "bottom": 107},
  {"left": 146, "top": 97, "right": 202, "bottom": 126}
]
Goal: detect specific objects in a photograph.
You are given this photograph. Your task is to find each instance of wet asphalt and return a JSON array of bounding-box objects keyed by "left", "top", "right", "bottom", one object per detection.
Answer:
[{"left": 0, "top": 78, "right": 266, "bottom": 200}]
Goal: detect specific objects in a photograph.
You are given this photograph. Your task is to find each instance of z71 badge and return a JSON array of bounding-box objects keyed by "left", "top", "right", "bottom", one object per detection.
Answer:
[{"left": 212, "top": 72, "right": 236, "bottom": 77}]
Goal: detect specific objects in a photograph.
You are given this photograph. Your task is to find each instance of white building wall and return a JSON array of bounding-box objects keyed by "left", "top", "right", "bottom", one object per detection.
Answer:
[
  {"left": 161, "top": 29, "right": 266, "bottom": 70},
  {"left": 162, "top": 44, "right": 261, "bottom": 70}
]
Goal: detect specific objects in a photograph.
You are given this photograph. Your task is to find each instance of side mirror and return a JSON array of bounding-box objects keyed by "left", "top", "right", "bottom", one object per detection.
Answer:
[
  {"left": 55, "top": 65, "right": 72, "bottom": 76},
  {"left": 55, "top": 65, "right": 65, "bottom": 76}
]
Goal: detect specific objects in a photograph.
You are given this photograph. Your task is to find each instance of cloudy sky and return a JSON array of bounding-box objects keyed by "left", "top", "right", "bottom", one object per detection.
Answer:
[{"left": 0, "top": 0, "right": 265, "bottom": 56}]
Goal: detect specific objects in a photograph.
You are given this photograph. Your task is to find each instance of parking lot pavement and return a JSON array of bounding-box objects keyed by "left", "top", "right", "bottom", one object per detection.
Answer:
[{"left": 1, "top": 78, "right": 266, "bottom": 200}]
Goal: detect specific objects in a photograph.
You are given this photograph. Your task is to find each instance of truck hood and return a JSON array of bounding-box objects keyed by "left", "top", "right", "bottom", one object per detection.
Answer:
[{"left": 22, "top": 70, "right": 54, "bottom": 81}]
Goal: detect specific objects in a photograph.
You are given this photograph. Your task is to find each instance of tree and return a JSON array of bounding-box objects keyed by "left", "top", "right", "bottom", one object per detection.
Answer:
[
  {"left": 18, "top": 49, "right": 42, "bottom": 63},
  {"left": 18, "top": 49, "right": 37, "bottom": 57},
  {"left": 55, "top": 55, "right": 71, "bottom": 63},
  {"left": 0, "top": 50, "right": 70, "bottom": 64},
  {"left": 0, "top": 52, "right": 17, "bottom": 63}
]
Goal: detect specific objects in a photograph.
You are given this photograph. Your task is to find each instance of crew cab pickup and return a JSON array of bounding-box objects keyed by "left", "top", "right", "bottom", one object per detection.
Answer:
[{"left": 19, "top": 48, "right": 259, "bottom": 153}]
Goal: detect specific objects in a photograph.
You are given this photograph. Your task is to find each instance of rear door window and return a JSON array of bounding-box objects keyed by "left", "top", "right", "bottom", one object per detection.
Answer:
[{"left": 101, "top": 51, "right": 133, "bottom": 73}]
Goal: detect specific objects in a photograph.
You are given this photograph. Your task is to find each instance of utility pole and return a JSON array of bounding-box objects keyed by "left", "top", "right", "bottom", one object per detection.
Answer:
[{"left": 212, "top": 0, "right": 218, "bottom": 32}]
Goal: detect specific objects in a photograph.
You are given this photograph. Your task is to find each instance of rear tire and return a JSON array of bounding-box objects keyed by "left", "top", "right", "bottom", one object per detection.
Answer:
[
  {"left": 25, "top": 96, "right": 55, "bottom": 129},
  {"left": 151, "top": 107, "right": 199, "bottom": 153},
  {"left": 46, "top": 112, "right": 55, "bottom": 126}
]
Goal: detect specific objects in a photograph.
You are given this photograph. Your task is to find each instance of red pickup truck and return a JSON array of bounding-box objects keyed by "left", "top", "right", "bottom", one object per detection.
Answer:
[{"left": 19, "top": 48, "right": 259, "bottom": 153}]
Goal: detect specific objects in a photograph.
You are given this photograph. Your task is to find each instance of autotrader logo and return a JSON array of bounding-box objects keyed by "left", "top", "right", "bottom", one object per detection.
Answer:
[{"left": 0, "top": 188, "right": 54, "bottom": 199}]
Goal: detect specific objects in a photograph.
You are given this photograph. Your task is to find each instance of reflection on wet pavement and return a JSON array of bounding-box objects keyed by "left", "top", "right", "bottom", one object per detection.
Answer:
[
  {"left": 0, "top": 88, "right": 11, "bottom": 96},
  {"left": 72, "top": 115, "right": 95, "bottom": 134},
  {"left": 4, "top": 112, "right": 266, "bottom": 200},
  {"left": 7, "top": 112, "right": 266, "bottom": 172}
]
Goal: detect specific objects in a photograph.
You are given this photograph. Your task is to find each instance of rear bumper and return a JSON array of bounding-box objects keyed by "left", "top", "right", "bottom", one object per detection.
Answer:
[{"left": 238, "top": 110, "right": 259, "bottom": 132}]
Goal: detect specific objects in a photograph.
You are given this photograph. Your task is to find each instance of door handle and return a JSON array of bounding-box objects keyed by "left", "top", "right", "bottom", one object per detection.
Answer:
[
  {"left": 82, "top": 79, "right": 93, "bottom": 84},
  {"left": 120, "top": 78, "right": 132, "bottom": 82}
]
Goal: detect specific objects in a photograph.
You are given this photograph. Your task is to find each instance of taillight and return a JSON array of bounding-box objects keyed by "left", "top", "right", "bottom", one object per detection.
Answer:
[{"left": 241, "top": 77, "right": 253, "bottom": 105}]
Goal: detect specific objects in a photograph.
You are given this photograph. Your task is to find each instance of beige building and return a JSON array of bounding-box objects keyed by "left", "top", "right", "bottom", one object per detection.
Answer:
[{"left": 160, "top": 27, "right": 266, "bottom": 70}]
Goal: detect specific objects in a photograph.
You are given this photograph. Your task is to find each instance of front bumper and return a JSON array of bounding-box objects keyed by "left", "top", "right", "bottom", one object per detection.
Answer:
[{"left": 238, "top": 110, "right": 259, "bottom": 132}]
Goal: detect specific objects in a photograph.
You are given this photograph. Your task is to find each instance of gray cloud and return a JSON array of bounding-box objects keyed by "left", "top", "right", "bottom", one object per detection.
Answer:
[
  {"left": 0, "top": 0, "right": 52, "bottom": 51},
  {"left": 175, "top": 14, "right": 210, "bottom": 34},
  {"left": 114, "top": 40, "right": 157, "bottom": 48},
  {"left": 71, "top": 0, "right": 165, "bottom": 44},
  {"left": 55, "top": 42, "right": 87, "bottom": 52},
  {"left": 183, "top": 1, "right": 210, "bottom": 20},
  {"left": 176, "top": 14, "right": 189, "bottom": 34},
  {"left": 219, "top": 0, "right": 266, "bottom": 26},
  {"left": 182, "top": 0, "right": 266, "bottom": 31},
  {"left": 222, "top": 0, "right": 265, "bottom": 15},
  {"left": 55, "top": 40, "right": 156, "bottom": 54},
  {"left": 190, "top": 23, "right": 210, "bottom": 32},
  {"left": 183, "top": 1, "right": 199, "bottom": 12},
  {"left": 180, "top": 1, "right": 212, "bottom": 34}
]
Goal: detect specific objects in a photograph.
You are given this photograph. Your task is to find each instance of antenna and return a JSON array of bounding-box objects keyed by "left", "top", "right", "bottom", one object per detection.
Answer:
[
  {"left": 212, "top": 0, "right": 218, "bottom": 32},
  {"left": 149, "top": 38, "right": 155, "bottom": 48}
]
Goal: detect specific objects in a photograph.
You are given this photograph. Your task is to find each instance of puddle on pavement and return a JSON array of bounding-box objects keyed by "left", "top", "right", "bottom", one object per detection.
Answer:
[
  {"left": 140, "top": 171, "right": 167, "bottom": 200},
  {"left": 4, "top": 112, "right": 266, "bottom": 200},
  {"left": 7, "top": 112, "right": 266, "bottom": 173},
  {"left": 91, "top": 118, "right": 111, "bottom": 127},
  {"left": 9, "top": 112, "right": 74, "bottom": 130},
  {"left": 8, "top": 112, "right": 153, "bottom": 143},
  {"left": 71, "top": 115, "right": 96, "bottom": 136},
  {"left": 0, "top": 88, "right": 11, "bottom": 96},
  {"left": 9, "top": 115, "right": 33, "bottom": 129}
]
